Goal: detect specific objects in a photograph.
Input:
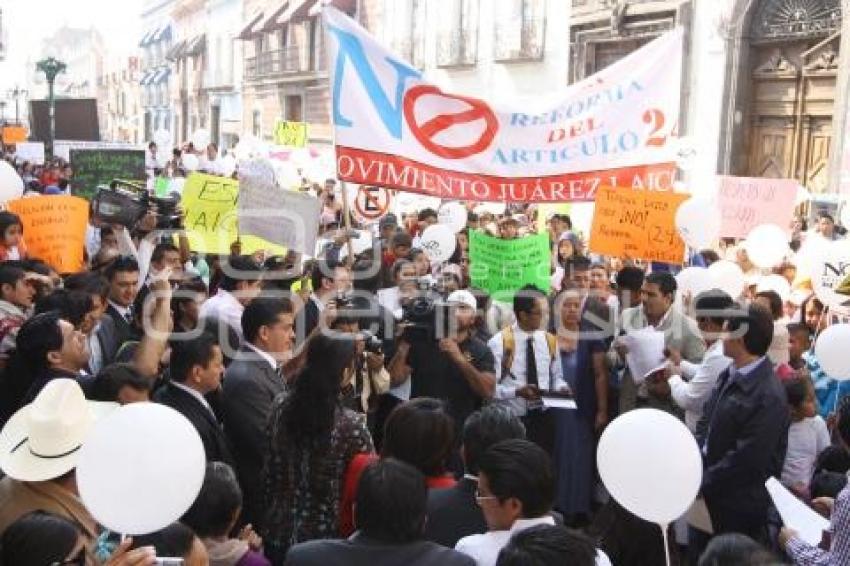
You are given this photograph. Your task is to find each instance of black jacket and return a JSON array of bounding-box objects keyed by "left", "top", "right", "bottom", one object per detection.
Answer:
[
  {"left": 696, "top": 358, "right": 789, "bottom": 536},
  {"left": 154, "top": 382, "right": 234, "bottom": 466},
  {"left": 284, "top": 533, "right": 475, "bottom": 566},
  {"left": 221, "top": 346, "right": 286, "bottom": 526},
  {"left": 424, "top": 478, "right": 486, "bottom": 548}
]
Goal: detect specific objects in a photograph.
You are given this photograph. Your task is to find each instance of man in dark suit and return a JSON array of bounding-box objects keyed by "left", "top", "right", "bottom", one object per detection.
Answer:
[
  {"left": 425, "top": 405, "right": 526, "bottom": 547},
  {"left": 103, "top": 255, "right": 141, "bottom": 352},
  {"left": 154, "top": 332, "right": 233, "bottom": 465},
  {"left": 221, "top": 297, "right": 295, "bottom": 527},
  {"left": 285, "top": 458, "right": 474, "bottom": 566},
  {"left": 696, "top": 302, "right": 790, "bottom": 544}
]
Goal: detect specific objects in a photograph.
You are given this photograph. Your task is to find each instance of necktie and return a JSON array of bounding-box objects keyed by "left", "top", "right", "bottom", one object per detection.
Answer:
[
  {"left": 125, "top": 305, "right": 134, "bottom": 325},
  {"left": 526, "top": 336, "right": 538, "bottom": 389}
]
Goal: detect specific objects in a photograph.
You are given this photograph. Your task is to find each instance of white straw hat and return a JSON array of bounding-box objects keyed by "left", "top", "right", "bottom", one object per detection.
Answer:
[{"left": 0, "top": 379, "right": 117, "bottom": 482}]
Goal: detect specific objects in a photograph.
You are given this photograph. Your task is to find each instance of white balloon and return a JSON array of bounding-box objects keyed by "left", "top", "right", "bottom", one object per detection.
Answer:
[
  {"left": 394, "top": 192, "right": 441, "bottom": 215},
  {"left": 438, "top": 202, "right": 467, "bottom": 233},
  {"left": 707, "top": 260, "right": 746, "bottom": 299},
  {"left": 420, "top": 224, "right": 457, "bottom": 263},
  {"left": 795, "top": 185, "right": 811, "bottom": 206},
  {"left": 220, "top": 154, "right": 237, "bottom": 177},
  {"left": 191, "top": 128, "right": 211, "bottom": 150},
  {"left": 76, "top": 403, "right": 206, "bottom": 535},
  {"left": 675, "top": 266, "right": 713, "bottom": 300},
  {"left": 675, "top": 198, "right": 721, "bottom": 250},
  {"left": 814, "top": 324, "right": 850, "bottom": 380},
  {"left": 0, "top": 161, "right": 24, "bottom": 203},
  {"left": 273, "top": 161, "right": 302, "bottom": 190},
  {"left": 743, "top": 224, "right": 790, "bottom": 269},
  {"left": 756, "top": 274, "right": 792, "bottom": 302},
  {"left": 181, "top": 154, "right": 199, "bottom": 171},
  {"left": 597, "top": 409, "right": 702, "bottom": 525},
  {"left": 811, "top": 240, "right": 850, "bottom": 315}
]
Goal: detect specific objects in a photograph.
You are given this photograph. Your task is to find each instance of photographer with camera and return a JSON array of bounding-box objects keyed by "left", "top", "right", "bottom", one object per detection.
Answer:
[
  {"left": 387, "top": 290, "right": 496, "bottom": 445},
  {"left": 328, "top": 300, "right": 391, "bottom": 429}
]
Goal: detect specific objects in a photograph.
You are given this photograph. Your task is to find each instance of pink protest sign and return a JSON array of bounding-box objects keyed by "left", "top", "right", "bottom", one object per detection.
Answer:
[{"left": 718, "top": 176, "right": 798, "bottom": 239}]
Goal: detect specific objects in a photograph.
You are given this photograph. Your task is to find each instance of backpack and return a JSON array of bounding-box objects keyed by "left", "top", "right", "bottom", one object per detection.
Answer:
[{"left": 500, "top": 325, "right": 557, "bottom": 381}]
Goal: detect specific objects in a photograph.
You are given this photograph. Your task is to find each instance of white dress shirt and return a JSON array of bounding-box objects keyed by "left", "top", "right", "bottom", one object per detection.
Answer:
[
  {"left": 171, "top": 381, "right": 215, "bottom": 416},
  {"left": 108, "top": 300, "right": 133, "bottom": 323},
  {"left": 669, "top": 340, "right": 732, "bottom": 432},
  {"left": 488, "top": 324, "right": 566, "bottom": 417},
  {"left": 200, "top": 289, "right": 245, "bottom": 340},
  {"left": 244, "top": 342, "right": 277, "bottom": 371},
  {"left": 456, "top": 515, "right": 612, "bottom": 566}
]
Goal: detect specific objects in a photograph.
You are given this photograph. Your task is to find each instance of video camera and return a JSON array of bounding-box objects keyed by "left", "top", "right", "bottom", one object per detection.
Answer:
[
  {"left": 358, "top": 330, "right": 383, "bottom": 355},
  {"left": 401, "top": 294, "right": 452, "bottom": 343},
  {"left": 91, "top": 180, "right": 182, "bottom": 230}
]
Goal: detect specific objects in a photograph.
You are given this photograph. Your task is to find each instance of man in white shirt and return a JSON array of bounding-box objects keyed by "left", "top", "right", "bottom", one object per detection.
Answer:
[
  {"left": 199, "top": 255, "right": 264, "bottom": 344},
  {"left": 488, "top": 285, "right": 567, "bottom": 453},
  {"left": 647, "top": 290, "right": 733, "bottom": 432},
  {"left": 455, "top": 439, "right": 610, "bottom": 566}
]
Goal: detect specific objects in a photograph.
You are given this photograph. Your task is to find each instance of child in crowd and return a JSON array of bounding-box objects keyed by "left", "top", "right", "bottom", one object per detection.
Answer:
[
  {"left": 787, "top": 323, "right": 811, "bottom": 372},
  {"left": 0, "top": 212, "right": 26, "bottom": 262},
  {"left": 781, "top": 378, "right": 831, "bottom": 497}
]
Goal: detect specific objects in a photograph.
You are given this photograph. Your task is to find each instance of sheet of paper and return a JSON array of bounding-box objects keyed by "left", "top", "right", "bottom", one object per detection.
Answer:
[
  {"left": 623, "top": 327, "right": 666, "bottom": 384},
  {"left": 686, "top": 498, "right": 714, "bottom": 534},
  {"left": 542, "top": 397, "right": 577, "bottom": 410},
  {"left": 765, "top": 477, "right": 830, "bottom": 547}
]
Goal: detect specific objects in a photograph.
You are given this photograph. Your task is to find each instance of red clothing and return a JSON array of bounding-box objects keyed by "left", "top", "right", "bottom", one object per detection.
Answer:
[{"left": 339, "top": 453, "right": 456, "bottom": 536}]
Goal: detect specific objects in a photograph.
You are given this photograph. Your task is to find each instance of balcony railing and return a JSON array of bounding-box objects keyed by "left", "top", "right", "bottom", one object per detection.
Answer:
[
  {"left": 493, "top": 18, "right": 546, "bottom": 61},
  {"left": 436, "top": 30, "right": 478, "bottom": 67},
  {"left": 245, "top": 46, "right": 324, "bottom": 80}
]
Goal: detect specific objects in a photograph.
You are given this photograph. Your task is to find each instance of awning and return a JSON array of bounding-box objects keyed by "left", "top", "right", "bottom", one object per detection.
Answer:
[
  {"left": 185, "top": 34, "right": 206, "bottom": 57},
  {"left": 139, "top": 27, "right": 159, "bottom": 47},
  {"left": 261, "top": 1, "right": 293, "bottom": 31},
  {"left": 309, "top": 0, "right": 355, "bottom": 17},
  {"left": 139, "top": 69, "right": 156, "bottom": 85},
  {"left": 275, "top": 0, "right": 314, "bottom": 27},
  {"left": 153, "top": 24, "right": 172, "bottom": 43},
  {"left": 237, "top": 11, "right": 265, "bottom": 40},
  {"left": 151, "top": 68, "right": 171, "bottom": 85},
  {"left": 166, "top": 40, "right": 187, "bottom": 61}
]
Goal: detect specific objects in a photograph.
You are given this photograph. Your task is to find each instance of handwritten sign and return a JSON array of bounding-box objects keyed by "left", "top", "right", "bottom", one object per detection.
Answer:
[
  {"left": 238, "top": 160, "right": 321, "bottom": 255},
  {"left": 7, "top": 196, "right": 89, "bottom": 273},
  {"left": 273, "top": 120, "right": 309, "bottom": 148},
  {"left": 2, "top": 126, "right": 27, "bottom": 144},
  {"left": 70, "top": 149, "right": 146, "bottom": 200},
  {"left": 15, "top": 142, "right": 45, "bottom": 165},
  {"left": 717, "top": 176, "right": 797, "bottom": 239},
  {"left": 589, "top": 186, "right": 688, "bottom": 264},
  {"left": 181, "top": 173, "right": 284, "bottom": 255},
  {"left": 469, "top": 231, "right": 551, "bottom": 301}
]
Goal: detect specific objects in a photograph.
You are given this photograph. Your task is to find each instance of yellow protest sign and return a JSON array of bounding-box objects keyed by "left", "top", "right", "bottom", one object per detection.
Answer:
[
  {"left": 273, "top": 120, "right": 308, "bottom": 147},
  {"left": 7, "top": 195, "right": 89, "bottom": 273},
  {"left": 589, "top": 186, "right": 688, "bottom": 264},
  {"left": 181, "top": 173, "right": 285, "bottom": 255}
]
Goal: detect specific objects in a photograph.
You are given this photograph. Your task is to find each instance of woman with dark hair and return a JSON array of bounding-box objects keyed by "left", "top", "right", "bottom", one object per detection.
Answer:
[
  {"left": 260, "top": 333, "right": 374, "bottom": 563},
  {"left": 0, "top": 511, "right": 83, "bottom": 566},
  {"left": 699, "top": 533, "right": 776, "bottom": 566},
  {"left": 338, "top": 398, "right": 456, "bottom": 537},
  {"left": 131, "top": 522, "right": 207, "bottom": 564}
]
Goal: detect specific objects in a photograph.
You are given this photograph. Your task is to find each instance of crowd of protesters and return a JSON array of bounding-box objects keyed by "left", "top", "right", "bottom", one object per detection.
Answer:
[{"left": 0, "top": 140, "right": 847, "bottom": 566}]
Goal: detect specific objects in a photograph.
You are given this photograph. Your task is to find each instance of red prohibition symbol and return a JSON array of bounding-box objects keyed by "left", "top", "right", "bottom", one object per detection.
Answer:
[{"left": 402, "top": 84, "right": 499, "bottom": 160}]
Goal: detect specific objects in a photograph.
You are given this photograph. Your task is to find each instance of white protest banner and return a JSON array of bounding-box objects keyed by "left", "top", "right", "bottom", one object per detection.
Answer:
[
  {"left": 324, "top": 7, "right": 681, "bottom": 203},
  {"left": 717, "top": 176, "right": 798, "bottom": 239},
  {"left": 238, "top": 159, "right": 321, "bottom": 255},
  {"left": 15, "top": 142, "right": 45, "bottom": 165},
  {"left": 54, "top": 140, "right": 143, "bottom": 162}
]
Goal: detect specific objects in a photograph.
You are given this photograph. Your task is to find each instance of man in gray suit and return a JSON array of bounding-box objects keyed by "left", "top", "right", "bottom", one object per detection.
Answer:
[
  {"left": 609, "top": 272, "right": 706, "bottom": 414},
  {"left": 221, "top": 297, "right": 295, "bottom": 528}
]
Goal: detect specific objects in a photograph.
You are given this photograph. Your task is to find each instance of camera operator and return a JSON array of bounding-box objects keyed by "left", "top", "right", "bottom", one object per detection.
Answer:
[
  {"left": 328, "top": 301, "right": 391, "bottom": 432},
  {"left": 387, "top": 290, "right": 496, "bottom": 442}
]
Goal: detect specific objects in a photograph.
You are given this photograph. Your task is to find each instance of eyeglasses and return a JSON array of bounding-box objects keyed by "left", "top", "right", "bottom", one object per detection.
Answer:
[
  {"left": 474, "top": 488, "right": 498, "bottom": 503},
  {"left": 51, "top": 547, "right": 86, "bottom": 566}
]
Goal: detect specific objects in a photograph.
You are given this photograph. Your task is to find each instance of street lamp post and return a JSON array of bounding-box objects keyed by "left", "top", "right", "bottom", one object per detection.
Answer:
[
  {"left": 36, "top": 57, "right": 67, "bottom": 159},
  {"left": 7, "top": 86, "right": 28, "bottom": 125}
]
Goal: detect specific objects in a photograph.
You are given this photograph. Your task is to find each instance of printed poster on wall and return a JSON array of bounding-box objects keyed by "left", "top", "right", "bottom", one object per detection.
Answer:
[{"left": 324, "top": 7, "right": 682, "bottom": 203}]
